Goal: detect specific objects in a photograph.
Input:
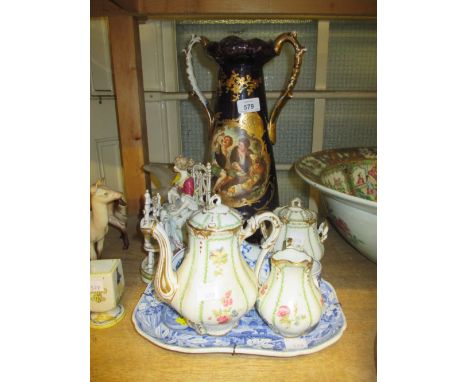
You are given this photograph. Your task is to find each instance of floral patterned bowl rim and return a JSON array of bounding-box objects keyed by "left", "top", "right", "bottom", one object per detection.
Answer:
[{"left": 294, "top": 147, "right": 377, "bottom": 210}]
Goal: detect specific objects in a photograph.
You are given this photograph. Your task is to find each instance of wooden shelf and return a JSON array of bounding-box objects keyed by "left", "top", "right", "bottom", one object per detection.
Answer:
[
  {"left": 92, "top": 0, "right": 377, "bottom": 19},
  {"left": 91, "top": 218, "right": 377, "bottom": 381}
]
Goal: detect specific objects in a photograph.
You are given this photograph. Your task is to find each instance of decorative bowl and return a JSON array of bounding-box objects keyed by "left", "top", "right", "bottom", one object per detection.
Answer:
[{"left": 294, "top": 148, "right": 377, "bottom": 262}]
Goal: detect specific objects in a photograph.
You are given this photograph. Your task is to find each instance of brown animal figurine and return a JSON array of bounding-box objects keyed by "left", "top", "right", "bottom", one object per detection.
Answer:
[{"left": 90, "top": 179, "right": 123, "bottom": 260}]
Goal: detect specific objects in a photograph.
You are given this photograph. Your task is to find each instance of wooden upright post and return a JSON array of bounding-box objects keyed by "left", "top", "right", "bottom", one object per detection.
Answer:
[{"left": 108, "top": 15, "right": 149, "bottom": 214}]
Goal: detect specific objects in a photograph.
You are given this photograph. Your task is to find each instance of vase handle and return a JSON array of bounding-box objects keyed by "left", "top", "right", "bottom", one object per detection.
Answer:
[
  {"left": 268, "top": 32, "right": 307, "bottom": 145},
  {"left": 184, "top": 35, "right": 216, "bottom": 133}
]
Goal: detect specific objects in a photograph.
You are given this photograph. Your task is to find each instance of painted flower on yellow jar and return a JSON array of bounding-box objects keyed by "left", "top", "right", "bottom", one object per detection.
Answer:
[{"left": 90, "top": 289, "right": 107, "bottom": 303}]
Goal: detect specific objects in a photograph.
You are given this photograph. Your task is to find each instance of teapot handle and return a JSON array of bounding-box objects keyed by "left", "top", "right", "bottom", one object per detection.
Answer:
[
  {"left": 267, "top": 32, "right": 306, "bottom": 145},
  {"left": 183, "top": 35, "right": 217, "bottom": 133}
]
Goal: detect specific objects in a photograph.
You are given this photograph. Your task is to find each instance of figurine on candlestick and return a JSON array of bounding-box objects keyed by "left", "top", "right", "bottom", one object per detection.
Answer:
[
  {"left": 167, "top": 155, "right": 195, "bottom": 203},
  {"left": 139, "top": 157, "right": 213, "bottom": 283},
  {"left": 164, "top": 155, "right": 199, "bottom": 248}
]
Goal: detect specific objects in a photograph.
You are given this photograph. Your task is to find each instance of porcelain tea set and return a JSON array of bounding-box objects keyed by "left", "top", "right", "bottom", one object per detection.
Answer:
[
  {"left": 148, "top": 187, "right": 329, "bottom": 338},
  {"left": 93, "top": 32, "right": 347, "bottom": 353}
]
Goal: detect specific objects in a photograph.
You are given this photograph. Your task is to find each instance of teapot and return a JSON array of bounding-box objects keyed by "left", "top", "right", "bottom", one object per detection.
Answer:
[
  {"left": 151, "top": 195, "right": 281, "bottom": 336},
  {"left": 271, "top": 198, "right": 329, "bottom": 261},
  {"left": 255, "top": 244, "right": 324, "bottom": 338}
]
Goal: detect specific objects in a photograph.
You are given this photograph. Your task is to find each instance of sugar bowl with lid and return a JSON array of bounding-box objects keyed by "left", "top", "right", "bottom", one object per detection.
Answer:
[{"left": 271, "top": 197, "right": 328, "bottom": 260}]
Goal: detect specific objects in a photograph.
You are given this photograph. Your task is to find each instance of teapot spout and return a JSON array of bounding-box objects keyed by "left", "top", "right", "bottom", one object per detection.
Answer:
[{"left": 151, "top": 222, "right": 178, "bottom": 304}]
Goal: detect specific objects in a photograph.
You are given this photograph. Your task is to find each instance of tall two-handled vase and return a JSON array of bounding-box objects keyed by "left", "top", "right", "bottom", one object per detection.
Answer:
[{"left": 184, "top": 33, "right": 306, "bottom": 225}]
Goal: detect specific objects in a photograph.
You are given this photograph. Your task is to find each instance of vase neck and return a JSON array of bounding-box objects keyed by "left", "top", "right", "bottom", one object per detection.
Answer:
[
  {"left": 206, "top": 36, "right": 276, "bottom": 66},
  {"left": 216, "top": 63, "right": 267, "bottom": 109}
]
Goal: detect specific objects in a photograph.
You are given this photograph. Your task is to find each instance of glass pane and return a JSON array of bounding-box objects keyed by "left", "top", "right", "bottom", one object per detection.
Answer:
[
  {"left": 327, "top": 21, "right": 377, "bottom": 90},
  {"left": 267, "top": 98, "right": 314, "bottom": 164},
  {"left": 278, "top": 168, "right": 309, "bottom": 207},
  {"left": 180, "top": 100, "right": 209, "bottom": 163},
  {"left": 323, "top": 99, "right": 376, "bottom": 149},
  {"left": 176, "top": 20, "right": 317, "bottom": 92}
]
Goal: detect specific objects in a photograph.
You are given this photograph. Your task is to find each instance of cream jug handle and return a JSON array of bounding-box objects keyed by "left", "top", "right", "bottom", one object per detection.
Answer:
[
  {"left": 184, "top": 35, "right": 217, "bottom": 134},
  {"left": 244, "top": 212, "right": 282, "bottom": 284}
]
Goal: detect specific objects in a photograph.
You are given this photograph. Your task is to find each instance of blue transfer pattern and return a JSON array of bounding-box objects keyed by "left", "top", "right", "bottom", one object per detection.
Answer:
[{"left": 133, "top": 243, "right": 346, "bottom": 354}]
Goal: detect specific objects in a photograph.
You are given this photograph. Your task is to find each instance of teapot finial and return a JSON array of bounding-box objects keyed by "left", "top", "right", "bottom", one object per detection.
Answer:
[
  {"left": 291, "top": 197, "right": 302, "bottom": 208},
  {"left": 208, "top": 194, "right": 222, "bottom": 208}
]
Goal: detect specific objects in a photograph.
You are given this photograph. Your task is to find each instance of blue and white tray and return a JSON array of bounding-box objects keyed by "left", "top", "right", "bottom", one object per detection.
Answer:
[{"left": 132, "top": 243, "right": 347, "bottom": 357}]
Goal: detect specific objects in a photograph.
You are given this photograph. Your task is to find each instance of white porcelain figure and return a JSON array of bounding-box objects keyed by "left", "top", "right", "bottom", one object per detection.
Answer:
[
  {"left": 271, "top": 198, "right": 328, "bottom": 261},
  {"left": 167, "top": 155, "right": 195, "bottom": 204},
  {"left": 255, "top": 245, "right": 323, "bottom": 338},
  {"left": 162, "top": 157, "right": 212, "bottom": 252},
  {"left": 151, "top": 195, "right": 282, "bottom": 336}
]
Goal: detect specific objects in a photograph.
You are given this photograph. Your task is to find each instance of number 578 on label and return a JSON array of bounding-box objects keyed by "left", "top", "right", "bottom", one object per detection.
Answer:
[{"left": 237, "top": 98, "right": 261, "bottom": 114}]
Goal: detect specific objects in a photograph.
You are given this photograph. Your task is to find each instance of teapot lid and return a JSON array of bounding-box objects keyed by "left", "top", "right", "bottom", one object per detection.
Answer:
[
  {"left": 275, "top": 198, "right": 316, "bottom": 225},
  {"left": 188, "top": 195, "right": 243, "bottom": 231}
]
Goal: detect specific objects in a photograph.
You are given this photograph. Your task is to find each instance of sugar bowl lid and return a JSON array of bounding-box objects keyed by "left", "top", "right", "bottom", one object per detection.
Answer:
[
  {"left": 275, "top": 197, "right": 317, "bottom": 225},
  {"left": 188, "top": 194, "right": 243, "bottom": 231}
]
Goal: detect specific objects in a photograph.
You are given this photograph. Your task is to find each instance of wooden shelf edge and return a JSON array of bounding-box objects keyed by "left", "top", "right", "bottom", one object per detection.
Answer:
[{"left": 91, "top": 0, "right": 377, "bottom": 19}]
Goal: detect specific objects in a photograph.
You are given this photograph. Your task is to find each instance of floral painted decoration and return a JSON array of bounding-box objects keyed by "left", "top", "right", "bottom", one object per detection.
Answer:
[
  {"left": 90, "top": 289, "right": 107, "bottom": 304},
  {"left": 212, "top": 290, "right": 239, "bottom": 324},
  {"left": 209, "top": 247, "right": 228, "bottom": 276},
  {"left": 276, "top": 304, "right": 306, "bottom": 328},
  {"left": 330, "top": 214, "right": 364, "bottom": 247},
  {"left": 224, "top": 70, "right": 261, "bottom": 102}
]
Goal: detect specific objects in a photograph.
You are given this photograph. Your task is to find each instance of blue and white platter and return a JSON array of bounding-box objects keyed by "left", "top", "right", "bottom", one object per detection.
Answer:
[{"left": 132, "top": 242, "right": 347, "bottom": 357}]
